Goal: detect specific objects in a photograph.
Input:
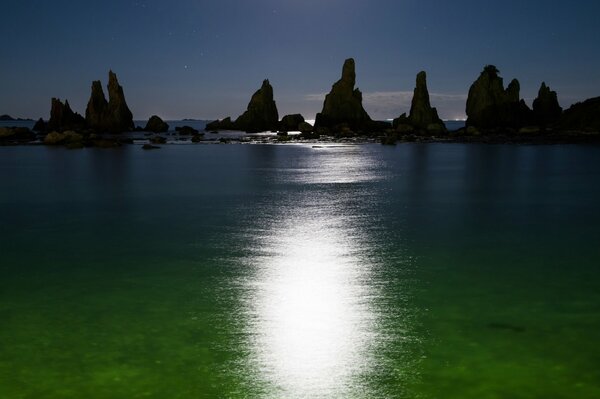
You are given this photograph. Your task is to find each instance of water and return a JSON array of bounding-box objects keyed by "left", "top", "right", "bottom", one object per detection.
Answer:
[{"left": 1, "top": 143, "right": 599, "bottom": 398}]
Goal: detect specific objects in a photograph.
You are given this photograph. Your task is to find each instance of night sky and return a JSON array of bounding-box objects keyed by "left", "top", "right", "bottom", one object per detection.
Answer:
[{"left": 2, "top": 0, "right": 599, "bottom": 121}]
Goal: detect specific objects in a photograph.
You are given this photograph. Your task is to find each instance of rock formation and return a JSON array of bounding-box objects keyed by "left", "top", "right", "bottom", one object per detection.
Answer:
[
  {"left": 205, "top": 80, "right": 279, "bottom": 132},
  {"left": 234, "top": 79, "right": 279, "bottom": 132},
  {"left": 393, "top": 71, "right": 446, "bottom": 134},
  {"left": 314, "top": 58, "right": 376, "bottom": 132},
  {"left": 47, "top": 98, "right": 86, "bottom": 132},
  {"left": 279, "top": 114, "right": 305, "bottom": 131},
  {"left": 559, "top": 97, "right": 600, "bottom": 131},
  {"left": 466, "top": 65, "right": 532, "bottom": 129},
  {"left": 205, "top": 117, "right": 235, "bottom": 131},
  {"left": 532, "top": 82, "right": 562, "bottom": 127},
  {"left": 85, "top": 71, "right": 134, "bottom": 133},
  {"left": 33, "top": 118, "right": 47, "bottom": 131},
  {"left": 144, "top": 115, "right": 169, "bottom": 133}
]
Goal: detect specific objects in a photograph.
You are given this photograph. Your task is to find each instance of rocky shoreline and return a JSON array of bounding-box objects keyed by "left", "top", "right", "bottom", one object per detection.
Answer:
[{"left": 2, "top": 58, "right": 599, "bottom": 148}]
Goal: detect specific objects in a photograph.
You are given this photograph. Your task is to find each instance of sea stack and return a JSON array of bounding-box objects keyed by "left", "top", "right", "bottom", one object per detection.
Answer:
[
  {"left": 532, "top": 82, "right": 562, "bottom": 127},
  {"left": 314, "top": 58, "right": 375, "bottom": 133},
  {"left": 234, "top": 79, "right": 279, "bottom": 132},
  {"left": 144, "top": 115, "right": 169, "bottom": 133},
  {"left": 466, "top": 65, "right": 531, "bottom": 129},
  {"left": 85, "top": 71, "right": 134, "bottom": 133},
  {"left": 404, "top": 71, "right": 446, "bottom": 133},
  {"left": 47, "top": 98, "right": 86, "bottom": 132}
]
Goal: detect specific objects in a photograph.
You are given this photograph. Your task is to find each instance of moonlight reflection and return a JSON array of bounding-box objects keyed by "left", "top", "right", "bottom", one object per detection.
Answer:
[{"left": 238, "top": 147, "right": 386, "bottom": 398}]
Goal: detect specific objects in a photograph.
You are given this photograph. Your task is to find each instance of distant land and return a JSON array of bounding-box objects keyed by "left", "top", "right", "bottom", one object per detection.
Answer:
[{"left": 0, "top": 114, "right": 33, "bottom": 122}]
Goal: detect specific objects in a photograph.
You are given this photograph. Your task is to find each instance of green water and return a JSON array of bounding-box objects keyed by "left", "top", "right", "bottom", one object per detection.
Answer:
[{"left": 1, "top": 143, "right": 599, "bottom": 398}]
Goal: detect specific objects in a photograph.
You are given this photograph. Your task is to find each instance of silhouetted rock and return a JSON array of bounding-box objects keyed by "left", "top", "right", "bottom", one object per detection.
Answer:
[
  {"left": 559, "top": 97, "right": 600, "bottom": 131},
  {"left": 314, "top": 58, "right": 375, "bottom": 132},
  {"left": 298, "top": 121, "right": 314, "bottom": 134},
  {"left": 279, "top": 114, "right": 305, "bottom": 131},
  {"left": 33, "top": 118, "right": 47, "bottom": 131},
  {"left": 532, "top": 82, "right": 562, "bottom": 127},
  {"left": 149, "top": 135, "right": 167, "bottom": 144},
  {"left": 47, "top": 98, "right": 86, "bottom": 132},
  {"left": 43, "top": 130, "right": 83, "bottom": 146},
  {"left": 205, "top": 117, "right": 234, "bottom": 131},
  {"left": 0, "top": 127, "right": 35, "bottom": 144},
  {"left": 0, "top": 114, "right": 15, "bottom": 121},
  {"left": 144, "top": 115, "right": 169, "bottom": 133},
  {"left": 466, "top": 65, "right": 531, "bottom": 129},
  {"left": 142, "top": 144, "right": 160, "bottom": 150},
  {"left": 405, "top": 71, "right": 446, "bottom": 134},
  {"left": 85, "top": 71, "right": 134, "bottom": 133},
  {"left": 191, "top": 133, "right": 203, "bottom": 142},
  {"left": 175, "top": 125, "right": 199, "bottom": 135},
  {"left": 234, "top": 80, "right": 279, "bottom": 132}
]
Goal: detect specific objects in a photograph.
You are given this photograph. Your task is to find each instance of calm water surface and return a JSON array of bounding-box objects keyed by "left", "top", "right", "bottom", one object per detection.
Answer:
[{"left": 1, "top": 143, "right": 599, "bottom": 398}]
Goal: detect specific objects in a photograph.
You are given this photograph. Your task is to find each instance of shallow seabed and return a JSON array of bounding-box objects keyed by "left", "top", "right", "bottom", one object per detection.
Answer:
[{"left": 1, "top": 143, "right": 599, "bottom": 398}]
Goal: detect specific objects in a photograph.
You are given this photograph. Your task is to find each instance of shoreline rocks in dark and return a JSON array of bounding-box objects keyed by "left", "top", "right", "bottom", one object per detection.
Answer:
[
  {"left": 144, "top": 115, "right": 169, "bottom": 133},
  {"left": 279, "top": 114, "right": 305, "bottom": 132},
  {"left": 393, "top": 71, "right": 447, "bottom": 135},
  {"left": 175, "top": 125, "right": 200, "bottom": 135},
  {"left": 234, "top": 79, "right": 279, "bottom": 133},
  {"left": 85, "top": 71, "right": 134, "bottom": 133},
  {"left": 47, "top": 98, "right": 86, "bottom": 132},
  {"left": 558, "top": 97, "right": 600, "bottom": 132},
  {"left": 532, "top": 82, "right": 562, "bottom": 127},
  {"left": 314, "top": 58, "right": 388, "bottom": 134},
  {"left": 466, "top": 65, "right": 532, "bottom": 130},
  {"left": 205, "top": 80, "right": 279, "bottom": 133}
]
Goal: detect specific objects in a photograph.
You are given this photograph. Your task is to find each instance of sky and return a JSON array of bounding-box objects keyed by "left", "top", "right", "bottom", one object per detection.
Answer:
[{"left": 1, "top": 0, "right": 600, "bottom": 121}]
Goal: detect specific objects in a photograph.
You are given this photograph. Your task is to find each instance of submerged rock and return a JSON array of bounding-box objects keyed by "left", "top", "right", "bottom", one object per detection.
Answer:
[
  {"left": 47, "top": 98, "right": 86, "bottom": 132},
  {"left": 234, "top": 80, "right": 279, "bottom": 132},
  {"left": 279, "top": 114, "right": 305, "bottom": 132},
  {"left": 85, "top": 71, "right": 134, "bottom": 133},
  {"left": 144, "top": 115, "right": 169, "bottom": 133},
  {"left": 532, "top": 82, "right": 562, "bottom": 127},
  {"left": 466, "top": 65, "right": 531, "bottom": 129},
  {"left": 314, "top": 58, "right": 375, "bottom": 133},
  {"left": 142, "top": 144, "right": 160, "bottom": 150}
]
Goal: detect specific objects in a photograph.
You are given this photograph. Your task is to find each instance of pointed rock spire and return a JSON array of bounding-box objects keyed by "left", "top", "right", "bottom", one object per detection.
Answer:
[
  {"left": 85, "top": 71, "right": 134, "bottom": 133},
  {"left": 314, "top": 58, "right": 374, "bottom": 132},
  {"left": 407, "top": 71, "right": 445, "bottom": 132},
  {"left": 233, "top": 79, "right": 279, "bottom": 132},
  {"left": 532, "top": 82, "right": 562, "bottom": 126}
]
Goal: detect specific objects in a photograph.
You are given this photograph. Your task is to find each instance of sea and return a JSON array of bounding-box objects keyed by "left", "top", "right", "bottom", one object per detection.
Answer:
[{"left": 1, "top": 121, "right": 600, "bottom": 398}]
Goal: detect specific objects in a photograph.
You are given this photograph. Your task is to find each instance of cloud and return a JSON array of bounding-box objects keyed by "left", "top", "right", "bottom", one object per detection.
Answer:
[{"left": 304, "top": 91, "right": 468, "bottom": 120}]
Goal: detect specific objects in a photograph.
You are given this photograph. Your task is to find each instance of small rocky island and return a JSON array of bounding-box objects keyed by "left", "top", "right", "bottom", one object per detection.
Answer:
[{"left": 1, "top": 60, "right": 600, "bottom": 147}]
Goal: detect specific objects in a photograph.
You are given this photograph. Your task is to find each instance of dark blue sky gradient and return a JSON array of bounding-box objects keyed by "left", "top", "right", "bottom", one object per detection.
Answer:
[{"left": 2, "top": 0, "right": 599, "bottom": 120}]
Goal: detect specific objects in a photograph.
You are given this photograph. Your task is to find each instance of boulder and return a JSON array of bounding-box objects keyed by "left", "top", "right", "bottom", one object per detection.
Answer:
[
  {"left": 44, "top": 131, "right": 67, "bottom": 145},
  {"left": 314, "top": 58, "right": 375, "bottom": 133},
  {"left": 47, "top": 98, "right": 86, "bottom": 132},
  {"left": 33, "top": 118, "right": 47, "bottom": 131},
  {"left": 298, "top": 121, "right": 314, "bottom": 134},
  {"left": 142, "top": 144, "right": 160, "bottom": 150},
  {"left": 149, "top": 136, "right": 167, "bottom": 144},
  {"left": 233, "top": 80, "right": 279, "bottom": 132},
  {"left": 279, "top": 114, "right": 305, "bottom": 132},
  {"left": 205, "top": 117, "right": 235, "bottom": 131},
  {"left": 144, "top": 115, "right": 169, "bottom": 133},
  {"left": 191, "top": 133, "right": 203, "bottom": 143},
  {"left": 466, "top": 65, "right": 532, "bottom": 129},
  {"left": 407, "top": 71, "right": 446, "bottom": 132},
  {"left": 85, "top": 71, "right": 134, "bottom": 133},
  {"left": 175, "top": 125, "right": 199, "bottom": 135},
  {"left": 532, "top": 82, "right": 562, "bottom": 127},
  {"left": 558, "top": 97, "right": 600, "bottom": 131}
]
